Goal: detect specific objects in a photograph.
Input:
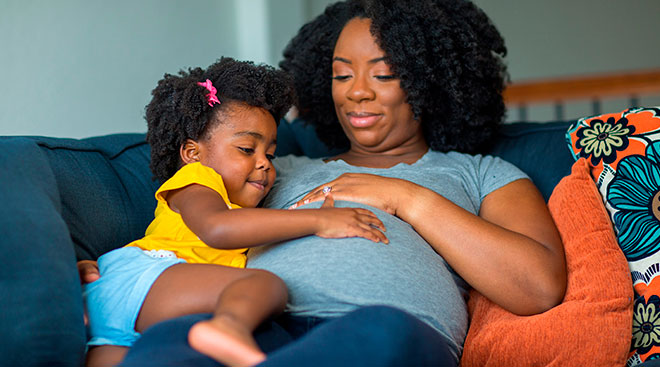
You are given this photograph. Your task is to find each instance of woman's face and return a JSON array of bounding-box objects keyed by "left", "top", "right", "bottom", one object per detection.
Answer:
[{"left": 331, "top": 17, "right": 423, "bottom": 153}]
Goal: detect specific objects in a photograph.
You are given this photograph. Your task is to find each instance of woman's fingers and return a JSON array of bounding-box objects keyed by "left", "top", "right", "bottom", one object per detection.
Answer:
[
  {"left": 290, "top": 184, "right": 335, "bottom": 209},
  {"left": 321, "top": 193, "right": 335, "bottom": 208}
]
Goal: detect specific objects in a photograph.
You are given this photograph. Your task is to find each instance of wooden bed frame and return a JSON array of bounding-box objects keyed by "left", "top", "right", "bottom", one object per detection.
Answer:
[{"left": 503, "top": 68, "right": 660, "bottom": 121}]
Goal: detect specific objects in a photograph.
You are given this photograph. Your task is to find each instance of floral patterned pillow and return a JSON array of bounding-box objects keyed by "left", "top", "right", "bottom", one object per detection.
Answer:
[{"left": 567, "top": 106, "right": 660, "bottom": 365}]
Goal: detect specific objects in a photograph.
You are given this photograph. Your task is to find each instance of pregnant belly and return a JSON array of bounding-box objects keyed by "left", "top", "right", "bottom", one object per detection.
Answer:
[{"left": 246, "top": 201, "right": 468, "bottom": 342}]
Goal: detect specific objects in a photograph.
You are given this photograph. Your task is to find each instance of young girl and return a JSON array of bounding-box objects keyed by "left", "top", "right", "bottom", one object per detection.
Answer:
[{"left": 83, "top": 57, "right": 388, "bottom": 367}]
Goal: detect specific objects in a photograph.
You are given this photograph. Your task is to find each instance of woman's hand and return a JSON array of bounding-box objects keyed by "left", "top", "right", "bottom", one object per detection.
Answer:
[
  {"left": 78, "top": 260, "right": 100, "bottom": 284},
  {"left": 314, "top": 194, "right": 388, "bottom": 243},
  {"left": 290, "top": 173, "right": 416, "bottom": 216}
]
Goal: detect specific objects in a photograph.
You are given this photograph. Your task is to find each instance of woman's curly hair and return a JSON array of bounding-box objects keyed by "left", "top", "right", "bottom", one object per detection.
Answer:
[
  {"left": 280, "top": 0, "right": 507, "bottom": 153},
  {"left": 145, "top": 57, "right": 295, "bottom": 183}
]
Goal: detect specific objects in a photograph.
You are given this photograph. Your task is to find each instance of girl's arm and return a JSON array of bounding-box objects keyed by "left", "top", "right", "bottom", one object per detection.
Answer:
[
  {"left": 168, "top": 184, "right": 388, "bottom": 249},
  {"left": 292, "top": 173, "right": 566, "bottom": 316}
]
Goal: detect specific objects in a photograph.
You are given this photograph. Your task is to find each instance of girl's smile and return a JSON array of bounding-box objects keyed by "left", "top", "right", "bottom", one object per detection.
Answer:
[{"left": 183, "top": 103, "right": 278, "bottom": 208}]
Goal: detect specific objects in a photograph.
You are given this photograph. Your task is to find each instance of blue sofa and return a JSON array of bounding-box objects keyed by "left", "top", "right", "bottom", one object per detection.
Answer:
[{"left": 0, "top": 119, "right": 582, "bottom": 366}]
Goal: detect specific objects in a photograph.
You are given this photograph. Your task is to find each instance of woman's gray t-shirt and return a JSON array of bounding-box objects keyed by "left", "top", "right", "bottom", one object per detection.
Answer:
[{"left": 247, "top": 150, "right": 528, "bottom": 359}]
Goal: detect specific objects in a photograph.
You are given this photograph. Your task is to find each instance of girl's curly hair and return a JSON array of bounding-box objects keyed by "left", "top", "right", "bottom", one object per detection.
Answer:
[
  {"left": 145, "top": 57, "right": 295, "bottom": 183},
  {"left": 280, "top": 0, "right": 507, "bottom": 153}
]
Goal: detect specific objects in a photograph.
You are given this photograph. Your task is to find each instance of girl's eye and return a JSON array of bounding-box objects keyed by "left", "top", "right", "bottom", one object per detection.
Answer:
[
  {"left": 332, "top": 75, "right": 350, "bottom": 81},
  {"left": 238, "top": 147, "right": 254, "bottom": 154},
  {"left": 266, "top": 154, "right": 276, "bottom": 161},
  {"left": 375, "top": 75, "right": 395, "bottom": 80}
]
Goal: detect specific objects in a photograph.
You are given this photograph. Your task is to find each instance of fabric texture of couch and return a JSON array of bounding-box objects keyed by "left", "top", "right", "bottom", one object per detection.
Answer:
[{"left": 0, "top": 118, "right": 646, "bottom": 366}]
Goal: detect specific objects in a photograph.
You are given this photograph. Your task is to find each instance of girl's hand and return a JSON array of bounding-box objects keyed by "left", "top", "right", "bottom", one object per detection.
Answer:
[
  {"left": 290, "top": 173, "right": 414, "bottom": 216},
  {"left": 78, "top": 260, "right": 100, "bottom": 284},
  {"left": 77, "top": 260, "right": 99, "bottom": 326},
  {"left": 314, "top": 194, "right": 388, "bottom": 243}
]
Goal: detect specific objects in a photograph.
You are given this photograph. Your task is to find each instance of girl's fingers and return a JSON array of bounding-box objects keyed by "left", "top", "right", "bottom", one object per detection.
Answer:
[
  {"left": 355, "top": 209, "right": 386, "bottom": 231},
  {"left": 78, "top": 260, "right": 101, "bottom": 284},
  {"left": 359, "top": 214, "right": 385, "bottom": 232},
  {"left": 358, "top": 222, "right": 389, "bottom": 244}
]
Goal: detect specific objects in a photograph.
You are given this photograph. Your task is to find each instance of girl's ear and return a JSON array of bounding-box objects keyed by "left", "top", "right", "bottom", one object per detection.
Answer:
[{"left": 180, "top": 139, "right": 202, "bottom": 164}]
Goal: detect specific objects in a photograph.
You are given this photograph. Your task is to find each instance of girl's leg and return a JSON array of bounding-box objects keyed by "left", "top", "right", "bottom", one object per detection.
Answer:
[{"left": 136, "top": 263, "right": 287, "bottom": 367}]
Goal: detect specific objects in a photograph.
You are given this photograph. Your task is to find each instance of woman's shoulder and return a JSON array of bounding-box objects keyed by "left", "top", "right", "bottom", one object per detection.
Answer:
[
  {"left": 426, "top": 150, "right": 518, "bottom": 168},
  {"left": 423, "top": 150, "right": 527, "bottom": 180}
]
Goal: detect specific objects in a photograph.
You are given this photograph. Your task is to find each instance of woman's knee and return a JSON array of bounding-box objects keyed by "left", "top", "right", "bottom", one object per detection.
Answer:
[
  {"left": 350, "top": 305, "right": 419, "bottom": 333},
  {"left": 344, "top": 306, "right": 458, "bottom": 365}
]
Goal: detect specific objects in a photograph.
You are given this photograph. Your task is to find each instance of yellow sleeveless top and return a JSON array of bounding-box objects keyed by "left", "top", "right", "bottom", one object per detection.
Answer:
[{"left": 126, "top": 162, "right": 247, "bottom": 268}]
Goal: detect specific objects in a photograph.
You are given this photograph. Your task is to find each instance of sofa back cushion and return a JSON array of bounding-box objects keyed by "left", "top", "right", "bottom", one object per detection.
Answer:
[
  {"left": 276, "top": 119, "right": 575, "bottom": 201},
  {"left": 28, "top": 134, "right": 158, "bottom": 260},
  {"left": 3, "top": 119, "right": 576, "bottom": 262},
  {"left": 488, "top": 121, "right": 575, "bottom": 201}
]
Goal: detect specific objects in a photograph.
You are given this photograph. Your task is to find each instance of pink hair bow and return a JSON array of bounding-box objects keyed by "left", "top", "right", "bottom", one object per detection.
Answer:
[{"left": 197, "top": 79, "right": 221, "bottom": 107}]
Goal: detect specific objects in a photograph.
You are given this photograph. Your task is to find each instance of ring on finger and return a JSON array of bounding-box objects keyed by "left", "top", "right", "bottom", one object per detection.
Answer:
[{"left": 322, "top": 186, "right": 332, "bottom": 194}]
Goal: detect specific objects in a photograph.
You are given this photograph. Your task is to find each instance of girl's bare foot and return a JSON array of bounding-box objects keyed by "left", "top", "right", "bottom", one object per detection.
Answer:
[{"left": 188, "top": 315, "right": 266, "bottom": 367}]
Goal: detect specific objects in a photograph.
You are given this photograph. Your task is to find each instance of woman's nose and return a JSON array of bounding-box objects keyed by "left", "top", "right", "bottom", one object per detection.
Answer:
[{"left": 347, "top": 75, "right": 375, "bottom": 102}]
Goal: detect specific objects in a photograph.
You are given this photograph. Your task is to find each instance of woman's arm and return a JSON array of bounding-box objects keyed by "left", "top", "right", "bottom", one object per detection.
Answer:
[
  {"left": 402, "top": 178, "right": 565, "bottom": 315},
  {"left": 168, "top": 184, "right": 388, "bottom": 249},
  {"left": 293, "top": 174, "right": 566, "bottom": 315}
]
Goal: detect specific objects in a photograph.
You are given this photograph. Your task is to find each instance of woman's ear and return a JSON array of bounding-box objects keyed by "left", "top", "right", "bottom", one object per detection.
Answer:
[{"left": 180, "top": 139, "right": 202, "bottom": 164}]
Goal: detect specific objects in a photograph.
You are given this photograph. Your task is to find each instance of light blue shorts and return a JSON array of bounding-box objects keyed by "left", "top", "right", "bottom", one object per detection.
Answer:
[{"left": 83, "top": 246, "right": 186, "bottom": 347}]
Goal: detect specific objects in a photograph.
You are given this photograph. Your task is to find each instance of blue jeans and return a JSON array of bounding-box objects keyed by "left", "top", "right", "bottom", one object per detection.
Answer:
[{"left": 122, "top": 305, "right": 457, "bottom": 367}]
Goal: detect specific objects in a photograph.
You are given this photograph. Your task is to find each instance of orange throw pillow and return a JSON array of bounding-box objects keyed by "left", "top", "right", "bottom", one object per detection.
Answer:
[{"left": 461, "top": 158, "right": 633, "bottom": 367}]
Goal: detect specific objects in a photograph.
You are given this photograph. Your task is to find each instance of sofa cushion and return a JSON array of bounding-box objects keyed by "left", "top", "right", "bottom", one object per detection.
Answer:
[
  {"left": 566, "top": 107, "right": 660, "bottom": 363},
  {"left": 461, "top": 158, "right": 633, "bottom": 367},
  {"left": 22, "top": 134, "right": 159, "bottom": 260}
]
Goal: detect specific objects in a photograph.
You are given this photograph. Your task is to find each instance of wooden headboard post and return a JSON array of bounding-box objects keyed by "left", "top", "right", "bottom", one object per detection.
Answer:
[{"left": 503, "top": 68, "right": 660, "bottom": 121}]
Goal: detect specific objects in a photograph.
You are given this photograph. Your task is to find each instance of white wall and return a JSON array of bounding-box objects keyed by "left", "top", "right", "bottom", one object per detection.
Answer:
[
  {"left": 1, "top": 0, "right": 659, "bottom": 138},
  {"left": 473, "top": 0, "right": 660, "bottom": 121},
  {"left": 0, "top": 0, "right": 239, "bottom": 138},
  {"left": 474, "top": 0, "right": 660, "bottom": 80}
]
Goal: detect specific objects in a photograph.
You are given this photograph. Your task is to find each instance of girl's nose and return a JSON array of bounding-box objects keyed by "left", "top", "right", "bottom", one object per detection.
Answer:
[{"left": 255, "top": 155, "right": 271, "bottom": 171}]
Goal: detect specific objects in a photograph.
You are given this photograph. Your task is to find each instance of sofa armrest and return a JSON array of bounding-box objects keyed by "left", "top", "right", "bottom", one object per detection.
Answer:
[{"left": 0, "top": 137, "right": 86, "bottom": 365}]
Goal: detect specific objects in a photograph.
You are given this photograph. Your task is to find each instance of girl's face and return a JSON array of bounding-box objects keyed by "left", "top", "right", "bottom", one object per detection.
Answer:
[
  {"left": 186, "top": 104, "right": 277, "bottom": 208},
  {"left": 331, "top": 17, "right": 424, "bottom": 154}
]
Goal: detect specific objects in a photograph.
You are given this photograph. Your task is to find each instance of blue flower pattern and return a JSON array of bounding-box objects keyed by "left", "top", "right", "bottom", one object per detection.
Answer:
[{"left": 607, "top": 141, "right": 660, "bottom": 261}]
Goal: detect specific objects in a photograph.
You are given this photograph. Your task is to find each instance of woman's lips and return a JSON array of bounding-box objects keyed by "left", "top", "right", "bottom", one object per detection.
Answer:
[{"left": 347, "top": 113, "right": 381, "bottom": 128}]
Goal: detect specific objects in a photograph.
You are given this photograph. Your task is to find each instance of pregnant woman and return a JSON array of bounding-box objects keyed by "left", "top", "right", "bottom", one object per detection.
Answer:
[{"left": 82, "top": 1, "right": 566, "bottom": 365}]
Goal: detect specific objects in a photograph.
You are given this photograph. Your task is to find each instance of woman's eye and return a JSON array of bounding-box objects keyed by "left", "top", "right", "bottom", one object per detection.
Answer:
[
  {"left": 375, "top": 75, "right": 395, "bottom": 80},
  {"left": 332, "top": 75, "right": 350, "bottom": 81},
  {"left": 266, "top": 154, "right": 276, "bottom": 161}
]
